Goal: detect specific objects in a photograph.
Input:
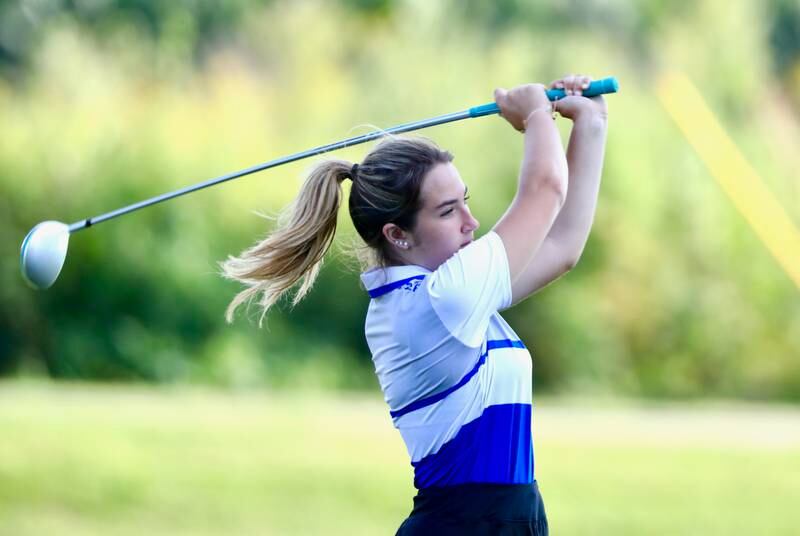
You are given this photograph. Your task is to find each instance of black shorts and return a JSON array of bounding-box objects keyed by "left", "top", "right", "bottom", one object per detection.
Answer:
[{"left": 396, "top": 481, "right": 548, "bottom": 536}]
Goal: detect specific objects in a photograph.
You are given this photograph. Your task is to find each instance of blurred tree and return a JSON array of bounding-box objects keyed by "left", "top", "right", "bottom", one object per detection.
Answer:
[
  {"left": 0, "top": 0, "right": 400, "bottom": 81},
  {"left": 768, "top": 0, "right": 800, "bottom": 108},
  {"left": 769, "top": 0, "right": 800, "bottom": 75},
  {"left": 1, "top": 0, "right": 798, "bottom": 399}
]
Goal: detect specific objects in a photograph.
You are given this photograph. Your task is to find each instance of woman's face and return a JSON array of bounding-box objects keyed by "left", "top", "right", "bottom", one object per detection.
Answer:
[{"left": 400, "top": 162, "right": 480, "bottom": 270}]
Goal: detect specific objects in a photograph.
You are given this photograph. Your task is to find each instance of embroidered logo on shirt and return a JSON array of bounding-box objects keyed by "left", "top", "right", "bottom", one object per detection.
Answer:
[{"left": 403, "top": 279, "right": 423, "bottom": 293}]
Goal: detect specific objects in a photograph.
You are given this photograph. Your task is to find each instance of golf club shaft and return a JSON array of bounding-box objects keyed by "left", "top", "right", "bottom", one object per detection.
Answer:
[
  {"left": 67, "top": 77, "right": 618, "bottom": 233},
  {"left": 68, "top": 109, "right": 472, "bottom": 233}
]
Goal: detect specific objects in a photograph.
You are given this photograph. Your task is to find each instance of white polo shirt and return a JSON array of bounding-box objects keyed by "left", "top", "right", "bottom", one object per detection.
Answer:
[{"left": 361, "top": 231, "right": 534, "bottom": 489}]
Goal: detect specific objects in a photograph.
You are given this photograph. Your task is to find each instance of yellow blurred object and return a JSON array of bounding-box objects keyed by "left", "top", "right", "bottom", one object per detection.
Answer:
[{"left": 657, "top": 71, "right": 800, "bottom": 291}]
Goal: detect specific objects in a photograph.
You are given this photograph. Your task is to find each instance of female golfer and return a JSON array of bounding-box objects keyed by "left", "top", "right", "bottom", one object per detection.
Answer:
[{"left": 222, "top": 74, "right": 608, "bottom": 535}]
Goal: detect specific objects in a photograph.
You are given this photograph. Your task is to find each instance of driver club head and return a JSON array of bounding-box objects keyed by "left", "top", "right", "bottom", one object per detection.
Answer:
[{"left": 20, "top": 221, "right": 70, "bottom": 290}]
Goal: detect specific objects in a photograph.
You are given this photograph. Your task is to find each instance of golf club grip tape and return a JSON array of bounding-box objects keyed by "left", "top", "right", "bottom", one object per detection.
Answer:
[{"left": 468, "top": 76, "right": 618, "bottom": 118}]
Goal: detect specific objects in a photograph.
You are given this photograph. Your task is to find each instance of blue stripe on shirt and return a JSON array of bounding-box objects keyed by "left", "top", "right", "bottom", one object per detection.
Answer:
[
  {"left": 411, "top": 402, "right": 533, "bottom": 488},
  {"left": 367, "top": 275, "right": 427, "bottom": 298},
  {"left": 389, "top": 338, "right": 527, "bottom": 419}
]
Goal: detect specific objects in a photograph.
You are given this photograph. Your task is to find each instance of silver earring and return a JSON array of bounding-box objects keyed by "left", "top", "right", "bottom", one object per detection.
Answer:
[{"left": 397, "top": 240, "right": 408, "bottom": 249}]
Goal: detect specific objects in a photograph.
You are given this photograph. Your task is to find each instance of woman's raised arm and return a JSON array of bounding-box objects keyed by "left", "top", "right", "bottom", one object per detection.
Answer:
[{"left": 491, "top": 83, "right": 569, "bottom": 303}]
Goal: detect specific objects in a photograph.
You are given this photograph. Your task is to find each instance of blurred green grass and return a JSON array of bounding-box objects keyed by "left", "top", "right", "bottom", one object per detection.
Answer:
[{"left": 0, "top": 382, "right": 798, "bottom": 535}]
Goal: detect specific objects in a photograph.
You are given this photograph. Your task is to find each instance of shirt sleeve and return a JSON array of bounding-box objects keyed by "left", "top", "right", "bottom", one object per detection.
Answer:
[{"left": 426, "top": 230, "right": 513, "bottom": 348}]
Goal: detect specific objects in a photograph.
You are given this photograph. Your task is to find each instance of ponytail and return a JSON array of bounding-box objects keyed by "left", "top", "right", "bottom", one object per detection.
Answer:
[{"left": 220, "top": 159, "right": 352, "bottom": 326}]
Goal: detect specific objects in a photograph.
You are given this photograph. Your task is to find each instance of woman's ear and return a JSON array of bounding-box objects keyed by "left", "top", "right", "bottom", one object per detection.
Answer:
[{"left": 382, "top": 223, "right": 411, "bottom": 249}]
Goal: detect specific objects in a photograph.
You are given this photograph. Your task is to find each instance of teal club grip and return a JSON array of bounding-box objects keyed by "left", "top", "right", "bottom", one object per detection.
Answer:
[{"left": 468, "top": 76, "right": 619, "bottom": 118}]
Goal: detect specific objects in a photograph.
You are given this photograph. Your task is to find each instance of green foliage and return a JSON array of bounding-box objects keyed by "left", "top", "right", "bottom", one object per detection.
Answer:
[
  {"left": 769, "top": 0, "right": 800, "bottom": 75},
  {"left": 1, "top": 0, "right": 799, "bottom": 399}
]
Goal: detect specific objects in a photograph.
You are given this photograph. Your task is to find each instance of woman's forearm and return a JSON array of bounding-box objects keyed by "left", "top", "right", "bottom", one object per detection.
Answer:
[
  {"left": 546, "top": 112, "right": 608, "bottom": 259},
  {"left": 517, "top": 106, "right": 569, "bottom": 200}
]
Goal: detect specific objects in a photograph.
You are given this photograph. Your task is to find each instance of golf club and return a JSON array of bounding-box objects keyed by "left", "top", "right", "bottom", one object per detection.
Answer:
[{"left": 20, "top": 77, "right": 619, "bottom": 290}]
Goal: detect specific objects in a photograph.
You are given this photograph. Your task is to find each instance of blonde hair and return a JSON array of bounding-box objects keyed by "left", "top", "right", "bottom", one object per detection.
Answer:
[{"left": 220, "top": 135, "right": 453, "bottom": 326}]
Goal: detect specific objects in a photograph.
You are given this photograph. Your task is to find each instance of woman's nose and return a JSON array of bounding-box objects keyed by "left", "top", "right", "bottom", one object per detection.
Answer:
[{"left": 463, "top": 208, "right": 479, "bottom": 232}]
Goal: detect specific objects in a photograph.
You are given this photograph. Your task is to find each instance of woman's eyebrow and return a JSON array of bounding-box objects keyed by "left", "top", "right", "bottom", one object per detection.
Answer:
[{"left": 434, "top": 186, "right": 469, "bottom": 210}]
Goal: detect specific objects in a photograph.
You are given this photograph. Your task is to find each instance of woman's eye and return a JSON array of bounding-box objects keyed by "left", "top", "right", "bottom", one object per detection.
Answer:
[
  {"left": 441, "top": 208, "right": 454, "bottom": 217},
  {"left": 464, "top": 195, "right": 470, "bottom": 204}
]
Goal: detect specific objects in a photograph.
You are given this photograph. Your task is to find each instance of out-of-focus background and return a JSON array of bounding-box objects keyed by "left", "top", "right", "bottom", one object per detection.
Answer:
[{"left": 1, "top": 0, "right": 799, "bottom": 534}]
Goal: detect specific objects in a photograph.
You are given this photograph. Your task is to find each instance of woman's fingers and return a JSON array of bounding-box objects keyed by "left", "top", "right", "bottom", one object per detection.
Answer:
[
  {"left": 574, "top": 75, "right": 591, "bottom": 96},
  {"left": 566, "top": 74, "right": 577, "bottom": 92},
  {"left": 494, "top": 85, "right": 545, "bottom": 132},
  {"left": 551, "top": 74, "right": 593, "bottom": 96},
  {"left": 493, "top": 87, "right": 507, "bottom": 112}
]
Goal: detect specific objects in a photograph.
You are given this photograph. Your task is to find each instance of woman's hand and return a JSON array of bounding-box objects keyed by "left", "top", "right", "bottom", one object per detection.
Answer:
[
  {"left": 494, "top": 83, "right": 552, "bottom": 132},
  {"left": 549, "top": 74, "right": 608, "bottom": 122}
]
